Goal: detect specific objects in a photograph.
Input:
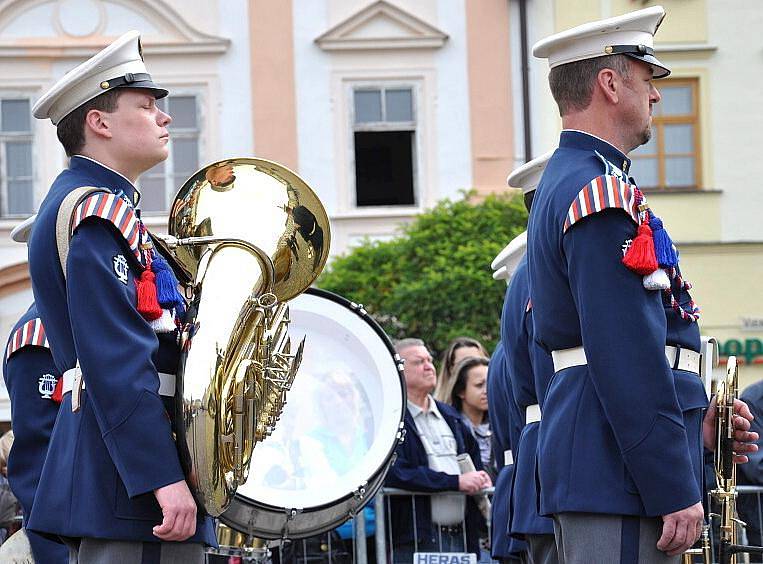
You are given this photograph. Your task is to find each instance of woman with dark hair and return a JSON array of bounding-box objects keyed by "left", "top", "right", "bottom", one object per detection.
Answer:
[
  {"left": 434, "top": 337, "right": 489, "bottom": 402},
  {"left": 449, "top": 356, "right": 495, "bottom": 481}
]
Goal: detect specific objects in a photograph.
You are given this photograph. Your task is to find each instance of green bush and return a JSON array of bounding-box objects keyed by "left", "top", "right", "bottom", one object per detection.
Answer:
[{"left": 317, "top": 192, "right": 528, "bottom": 358}]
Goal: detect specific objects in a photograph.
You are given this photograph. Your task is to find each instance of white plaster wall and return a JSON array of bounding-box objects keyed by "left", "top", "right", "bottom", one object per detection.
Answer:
[
  {"left": 432, "top": 0, "right": 471, "bottom": 202},
  {"left": 706, "top": 0, "right": 763, "bottom": 243},
  {"left": 214, "top": 0, "right": 253, "bottom": 159},
  {"left": 525, "top": 0, "right": 560, "bottom": 159},
  {"left": 292, "top": 1, "right": 336, "bottom": 213},
  {"left": 162, "top": 0, "right": 221, "bottom": 38}
]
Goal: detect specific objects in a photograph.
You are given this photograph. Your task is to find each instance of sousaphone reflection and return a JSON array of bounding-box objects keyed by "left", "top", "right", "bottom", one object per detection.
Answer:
[{"left": 162, "top": 158, "right": 330, "bottom": 516}]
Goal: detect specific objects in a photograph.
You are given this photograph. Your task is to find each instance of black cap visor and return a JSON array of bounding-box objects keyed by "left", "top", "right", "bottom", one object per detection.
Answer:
[
  {"left": 624, "top": 52, "right": 671, "bottom": 79},
  {"left": 102, "top": 73, "right": 168, "bottom": 99}
]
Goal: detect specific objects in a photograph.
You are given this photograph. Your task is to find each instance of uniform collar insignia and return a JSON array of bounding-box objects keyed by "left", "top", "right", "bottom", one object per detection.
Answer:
[
  {"left": 594, "top": 150, "right": 627, "bottom": 181},
  {"left": 560, "top": 130, "right": 632, "bottom": 173}
]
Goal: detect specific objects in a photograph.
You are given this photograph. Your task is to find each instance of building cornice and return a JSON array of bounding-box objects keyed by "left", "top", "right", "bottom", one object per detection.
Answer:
[{"left": 315, "top": 0, "right": 448, "bottom": 52}]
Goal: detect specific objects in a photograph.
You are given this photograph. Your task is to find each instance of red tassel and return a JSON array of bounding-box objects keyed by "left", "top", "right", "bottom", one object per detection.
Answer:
[
  {"left": 51, "top": 377, "right": 63, "bottom": 404},
  {"left": 135, "top": 269, "right": 163, "bottom": 321},
  {"left": 622, "top": 222, "right": 658, "bottom": 275}
]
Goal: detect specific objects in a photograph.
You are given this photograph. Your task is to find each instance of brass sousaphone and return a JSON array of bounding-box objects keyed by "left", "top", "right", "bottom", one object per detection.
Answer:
[{"left": 159, "top": 158, "right": 330, "bottom": 516}]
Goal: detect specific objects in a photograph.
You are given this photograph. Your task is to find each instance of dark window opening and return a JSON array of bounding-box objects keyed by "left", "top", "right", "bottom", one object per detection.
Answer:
[{"left": 354, "top": 131, "right": 414, "bottom": 206}]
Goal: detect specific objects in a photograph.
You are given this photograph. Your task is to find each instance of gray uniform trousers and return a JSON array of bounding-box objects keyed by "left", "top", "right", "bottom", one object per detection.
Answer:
[
  {"left": 553, "top": 513, "right": 681, "bottom": 564},
  {"left": 67, "top": 538, "right": 204, "bottom": 564},
  {"left": 527, "top": 533, "right": 559, "bottom": 564}
]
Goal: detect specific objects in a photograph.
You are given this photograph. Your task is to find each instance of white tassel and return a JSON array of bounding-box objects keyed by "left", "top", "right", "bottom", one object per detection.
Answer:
[
  {"left": 643, "top": 268, "right": 670, "bottom": 290},
  {"left": 150, "top": 308, "right": 177, "bottom": 333}
]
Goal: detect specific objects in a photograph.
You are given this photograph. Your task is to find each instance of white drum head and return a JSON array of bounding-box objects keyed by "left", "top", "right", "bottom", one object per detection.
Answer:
[{"left": 237, "top": 290, "right": 404, "bottom": 510}]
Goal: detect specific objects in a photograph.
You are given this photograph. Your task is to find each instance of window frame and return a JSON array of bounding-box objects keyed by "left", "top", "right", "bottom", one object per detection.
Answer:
[
  {"left": 632, "top": 77, "right": 701, "bottom": 191},
  {"left": 0, "top": 96, "right": 35, "bottom": 218},
  {"left": 348, "top": 81, "right": 422, "bottom": 209},
  {"left": 139, "top": 91, "right": 203, "bottom": 215}
]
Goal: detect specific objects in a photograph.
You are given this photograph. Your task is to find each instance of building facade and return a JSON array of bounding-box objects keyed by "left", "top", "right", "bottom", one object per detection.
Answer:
[{"left": 0, "top": 0, "right": 517, "bottom": 418}]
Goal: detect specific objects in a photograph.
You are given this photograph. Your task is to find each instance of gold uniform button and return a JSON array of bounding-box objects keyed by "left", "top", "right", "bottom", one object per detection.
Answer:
[{"left": 100, "top": 81, "right": 110, "bottom": 89}]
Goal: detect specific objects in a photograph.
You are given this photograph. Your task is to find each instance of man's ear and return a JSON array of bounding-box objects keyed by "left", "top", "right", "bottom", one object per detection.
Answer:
[
  {"left": 596, "top": 68, "right": 620, "bottom": 105},
  {"left": 84, "top": 109, "right": 113, "bottom": 140}
]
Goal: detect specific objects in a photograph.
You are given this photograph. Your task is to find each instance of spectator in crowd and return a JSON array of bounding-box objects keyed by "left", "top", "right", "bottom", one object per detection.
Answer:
[
  {"left": 434, "top": 337, "right": 489, "bottom": 402},
  {"left": 385, "top": 338, "right": 491, "bottom": 562},
  {"left": 448, "top": 356, "right": 496, "bottom": 481}
]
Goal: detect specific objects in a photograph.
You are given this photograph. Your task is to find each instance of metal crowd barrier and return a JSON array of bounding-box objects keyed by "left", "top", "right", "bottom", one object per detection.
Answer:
[
  {"left": 205, "top": 487, "right": 495, "bottom": 563},
  {"left": 374, "top": 486, "right": 495, "bottom": 564}
]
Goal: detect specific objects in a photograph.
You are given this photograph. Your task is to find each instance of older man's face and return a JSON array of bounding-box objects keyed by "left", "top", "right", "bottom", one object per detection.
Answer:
[{"left": 399, "top": 345, "right": 437, "bottom": 395}]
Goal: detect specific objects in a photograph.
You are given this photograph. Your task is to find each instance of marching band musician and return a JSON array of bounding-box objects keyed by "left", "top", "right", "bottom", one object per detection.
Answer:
[
  {"left": 0, "top": 218, "right": 67, "bottom": 562},
  {"left": 500, "top": 155, "right": 558, "bottom": 564},
  {"left": 527, "top": 6, "right": 757, "bottom": 562},
  {"left": 486, "top": 337, "right": 526, "bottom": 560},
  {"left": 3, "top": 304, "right": 67, "bottom": 563},
  {"left": 26, "top": 31, "right": 215, "bottom": 562}
]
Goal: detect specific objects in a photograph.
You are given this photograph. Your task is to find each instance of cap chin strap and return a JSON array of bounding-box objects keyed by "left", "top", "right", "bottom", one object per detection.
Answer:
[
  {"left": 98, "top": 72, "right": 153, "bottom": 91},
  {"left": 604, "top": 44, "right": 655, "bottom": 56}
]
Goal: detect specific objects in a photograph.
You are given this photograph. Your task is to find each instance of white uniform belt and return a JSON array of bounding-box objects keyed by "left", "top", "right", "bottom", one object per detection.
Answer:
[
  {"left": 525, "top": 403, "right": 541, "bottom": 424},
  {"left": 503, "top": 449, "right": 513, "bottom": 467},
  {"left": 551, "top": 345, "right": 701, "bottom": 375},
  {"left": 62, "top": 367, "right": 176, "bottom": 397}
]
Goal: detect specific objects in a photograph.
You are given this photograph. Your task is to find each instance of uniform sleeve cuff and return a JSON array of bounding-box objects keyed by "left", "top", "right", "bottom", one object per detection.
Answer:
[
  {"left": 102, "top": 389, "right": 185, "bottom": 497},
  {"left": 622, "top": 414, "right": 701, "bottom": 516}
]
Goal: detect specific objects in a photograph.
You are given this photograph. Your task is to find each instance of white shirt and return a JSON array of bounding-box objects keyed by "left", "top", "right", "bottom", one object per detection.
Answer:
[{"left": 407, "top": 396, "right": 465, "bottom": 526}]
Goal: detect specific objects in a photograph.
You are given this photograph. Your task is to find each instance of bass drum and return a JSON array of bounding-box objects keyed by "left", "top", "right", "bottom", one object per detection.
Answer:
[{"left": 220, "top": 288, "right": 406, "bottom": 539}]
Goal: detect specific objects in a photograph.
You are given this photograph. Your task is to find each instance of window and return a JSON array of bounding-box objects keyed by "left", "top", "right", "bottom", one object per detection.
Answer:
[
  {"left": 352, "top": 86, "right": 416, "bottom": 207},
  {"left": 630, "top": 79, "right": 700, "bottom": 190},
  {"left": 140, "top": 95, "right": 200, "bottom": 213},
  {"left": 0, "top": 98, "right": 34, "bottom": 218}
]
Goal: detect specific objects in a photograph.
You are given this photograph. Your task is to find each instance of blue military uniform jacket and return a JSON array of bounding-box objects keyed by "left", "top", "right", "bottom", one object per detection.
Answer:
[
  {"left": 385, "top": 399, "right": 483, "bottom": 556},
  {"left": 737, "top": 380, "right": 763, "bottom": 541},
  {"left": 501, "top": 258, "right": 555, "bottom": 538},
  {"left": 527, "top": 130, "right": 708, "bottom": 518},
  {"left": 26, "top": 155, "right": 215, "bottom": 544},
  {"left": 3, "top": 304, "right": 68, "bottom": 562},
  {"left": 486, "top": 341, "right": 525, "bottom": 560}
]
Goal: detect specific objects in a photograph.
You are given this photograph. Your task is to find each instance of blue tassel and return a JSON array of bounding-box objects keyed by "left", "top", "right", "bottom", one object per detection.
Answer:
[
  {"left": 151, "top": 253, "right": 184, "bottom": 309},
  {"left": 649, "top": 216, "right": 679, "bottom": 268}
]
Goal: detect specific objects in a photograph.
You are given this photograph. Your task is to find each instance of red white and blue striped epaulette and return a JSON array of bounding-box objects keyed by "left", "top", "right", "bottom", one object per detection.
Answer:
[
  {"left": 71, "top": 191, "right": 141, "bottom": 261},
  {"left": 563, "top": 175, "right": 640, "bottom": 233},
  {"left": 5, "top": 318, "right": 48, "bottom": 362}
]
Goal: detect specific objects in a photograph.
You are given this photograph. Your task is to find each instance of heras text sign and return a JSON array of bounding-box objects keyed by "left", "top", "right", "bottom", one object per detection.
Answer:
[{"left": 414, "top": 553, "right": 476, "bottom": 564}]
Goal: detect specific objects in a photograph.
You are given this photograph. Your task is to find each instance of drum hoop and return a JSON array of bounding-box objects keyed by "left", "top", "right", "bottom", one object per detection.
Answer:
[{"left": 222, "top": 287, "right": 406, "bottom": 537}]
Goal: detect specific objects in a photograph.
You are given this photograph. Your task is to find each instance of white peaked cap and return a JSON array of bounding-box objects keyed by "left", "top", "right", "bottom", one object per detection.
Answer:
[
  {"left": 10, "top": 214, "right": 36, "bottom": 243},
  {"left": 507, "top": 151, "right": 553, "bottom": 194},
  {"left": 33, "top": 31, "right": 167, "bottom": 125},
  {"left": 533, "top": 6, "right": 670, "bottom": 79},
  {"left": 492, "top": 231, "right": 527, "bottom": 282}
]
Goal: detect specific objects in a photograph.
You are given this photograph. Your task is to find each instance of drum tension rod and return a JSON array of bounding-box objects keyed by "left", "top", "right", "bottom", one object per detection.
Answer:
[{"left": 353, "top": 483, "right": 368, "bottom": 502}]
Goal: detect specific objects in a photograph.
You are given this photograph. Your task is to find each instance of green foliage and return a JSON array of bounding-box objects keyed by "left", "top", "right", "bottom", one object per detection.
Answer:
[{"left": 317, "top": 192, "right": 528, "bottom": 358}]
